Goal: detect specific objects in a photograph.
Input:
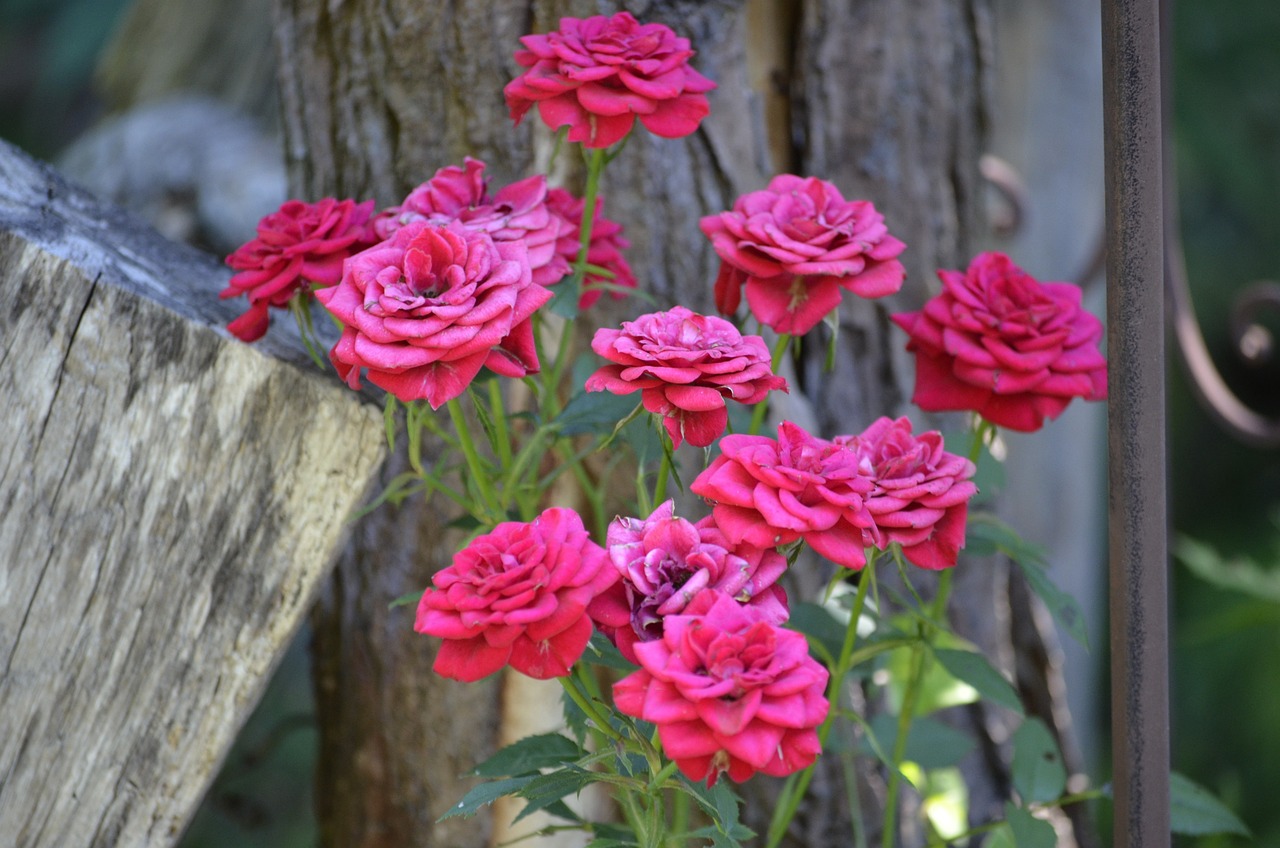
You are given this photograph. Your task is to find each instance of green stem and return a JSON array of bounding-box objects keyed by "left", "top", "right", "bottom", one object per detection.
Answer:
[
  {"left": 765, "top": 559, "right": 877, "bottom": 848},
  {"left": 653, "top": 448, "right": 672, "bottom": 506},
  {"left": 882, "top": 567, "right": 954, "bottom": 848},
  {"left": 446, "top": 397, "right": 501, "bottom": 522},
  {"left": 573, "top": 147, "right": 608, "bottom": 299},
  {"left": 487, "top": 378, "right": 514, "bottom": 470},
  {"left": 749, "top": 334, "right": 791, "bottom": 435},
  {"left": 558, "top": 674, "right": 625, "bottom": 745}
]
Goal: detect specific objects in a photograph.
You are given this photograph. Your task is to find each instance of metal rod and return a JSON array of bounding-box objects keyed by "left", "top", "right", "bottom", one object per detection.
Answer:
[{"left": 1101, "top": 0, "right": 1171, "bottom": 846}]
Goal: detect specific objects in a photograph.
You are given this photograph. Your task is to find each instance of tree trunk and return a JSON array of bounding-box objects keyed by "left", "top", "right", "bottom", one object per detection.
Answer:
[{"left": 270, "top": 2, "right": 1084, "bottom": 846}]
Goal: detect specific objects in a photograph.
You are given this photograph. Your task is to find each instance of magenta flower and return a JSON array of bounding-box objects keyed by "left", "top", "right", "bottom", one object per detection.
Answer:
[
  {"left": 613, "top": 590, "right": 828, "bottom": 786},
  {"left": 585, "top": 306, "right": 787, "bottom": 448},
  {"left": 690, "top": 421, "right": 879, "bottom": 569},
  {"left": 836, "top": 417, "right": 978, "bottom": 569},
  {"left": 587, "top": 500, "right": 789, "bottom": 664},
  {"left": 373, "top": 158, "right": 570, "bottom": 286},
  {"left": 415, "top": 508, "right": 617, "bottom": 682},
  {"left": 699, "top": 175, "right": 906, "bottom": 335},
  {"left": 504, "top": 11, "right": 716, "bottom": 148},
  {"left": 220, "top": 197, "right": 376, "bottom": 342},
  {"left": 545, "top": 187, "right": 636, "bottom": 309},
  {"left": 891, "top": 252, "right": 1108, "bottom": 432},
  {"left": 315, "top": 221, "right": 552, "bottom": 408}
]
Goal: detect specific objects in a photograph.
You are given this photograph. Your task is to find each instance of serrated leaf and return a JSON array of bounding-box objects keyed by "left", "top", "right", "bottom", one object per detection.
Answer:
[
  {"left": 1170, "top": 771, "right": 1251, "bottom": 836},
  {"left": 469, "top": 387, "right": 502, "bottom": 458},
  {"left": 933, "top": 648, "right": 1024, "bottom": 715},
  {"left": 512, "top": 769, "right": 597, "bottom": 823},
  {"left": 1011, "top": 717, "right": 1066, "bottom": 803},
  {"left": 548, "top": 280, "right": 581, "bottom": 319},
  {"left": 864, "top": 714, "right": 977, "bottom": 770},
  {"left": 562, "top": 687, "right": 588, "bottom": 748},
  {"left": 383, "top": 394, "right": 398, "bottom": 451},
  {"left": 969, "top": 515, "right": 1090, "bottom": 650},
  {"left": 1005, "top": 802, "right": 1057, "bottom": 848},
  {"left": 471, "top": 733, "right": 583, "bottom": 778},
  {"left": 438, "top": 776, "right": 535, "bottom": 820},
  {"left": 558, "top": 390, "right": 639, "bottom": 437}
]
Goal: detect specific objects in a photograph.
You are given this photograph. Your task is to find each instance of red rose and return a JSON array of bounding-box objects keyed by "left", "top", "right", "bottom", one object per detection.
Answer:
[
  {"left": 613, "top": 590, "right": 828, "bottom": 786},
  {"left": 690, "top": 421, "right": 879, "bottom": 569},
  {"left": 220, "top": 198, "right": 376, "bottom": 342},
  {"left": 504, "top": 12, "right": 716, "bottom": 148},
  {"left": 836, "top": 417, "right": 978, "bottom": 569},
  {"left": 584, "top": 306, "right": 787, "bottom": 448},
  {"left": 373, "top": 158, "right": 570, "bottom": 287},
  {"left": 891, "top": 252, "right": 1107, "bottom": 432},
  {"left": 699, "top": 175, "right": 906, "bottom": 335},
  {"left": 587, "top": 500, "right": 789, "bottom": 664},
  {"left": 315, "top": 221, "right": 552, "bottom": 407},
  {"left": 415, "top": 508, "right": 617, "bottom": 682}
]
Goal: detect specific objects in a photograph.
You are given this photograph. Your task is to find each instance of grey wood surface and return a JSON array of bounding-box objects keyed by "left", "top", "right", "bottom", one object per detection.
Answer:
[{"left": 0, "top": 139, "right": 387, "bottom": 848}]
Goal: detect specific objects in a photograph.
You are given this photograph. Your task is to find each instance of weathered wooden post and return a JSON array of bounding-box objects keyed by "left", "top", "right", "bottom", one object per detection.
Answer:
[{"left": 0, "top": 139, "right": 388, "bottom": 848}]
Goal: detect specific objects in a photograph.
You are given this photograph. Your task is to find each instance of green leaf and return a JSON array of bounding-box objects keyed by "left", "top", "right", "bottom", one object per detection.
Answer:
[
  {"left": 620, "top": 412, "right": 663, "bottom": 468},
  {"left": 942, "top": 429, "right": 1005, "bottom": 505},
  {"left": 864, "top": 714, "right": 977, "bottom": 770},
  {"left": 438, "top": 776, "right": 535, "bottom": 820},
  {"left": 558, "top": 390, "right": 640, "bottom": 437},
  {"left": 983, "top": 822, "right": 1017, "bottom": 848},
  {"left": 1005, "top": 802, "right": 1057, "bottom": 848},
  {"left": 562, "top": 687, "right": 588, "bottom": 748},
  {"left": 1170, "top": 771, "right": 1251, "bottom": 836},
  {"left": 1010, "top": 717, "right": 1067, "bottom": 803},
  {"left": 547, "top": 281, "right": 581, "bottom": 319},
  {"left": 585, "top": 631, "right": 638, "bottom": 671},
  {"left": 469, "top": 386, "right": 502, "bottom": 458},
  {"left": 968, "top": 515, "right": 1090, "bottom": 650},
  {"left": 512, "top": 769, "right": 598, "bottom": 824},
  {"left": 471, "top": 733, "right": 583, "bottom": 778},
  {"left": 932, "top": 648, "right": 1025, "bottom": 715},
  {"left": 388, "top": 591, "right": 421, "bottom": 610},
  {"left": 1175, "top": 534, "right": 1280, "bottom": 603},
  {"left": 787, "top": 601, "right": 848, "bottom": 663}
]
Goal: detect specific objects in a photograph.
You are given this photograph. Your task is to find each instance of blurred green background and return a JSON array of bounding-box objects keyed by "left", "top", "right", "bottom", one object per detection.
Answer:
[{"left": 2, "top": 0, "right": 1278, "bottom": 846}]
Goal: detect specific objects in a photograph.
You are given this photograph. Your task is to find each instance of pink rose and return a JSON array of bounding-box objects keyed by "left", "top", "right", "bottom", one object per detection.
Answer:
[
  {"left": 836, "top": 417, "right": 978, "bottom": 570},
  {"left": 890, "top": 252, "right": 1108, "bottom": 432},
  {"left": 584, "top": 306, "right": 787, "bottom": 448},
  {"left": 587, "top": 500, "right": 789, "bottom": 664},
  {"left": 690, "top": 421, "right": 879, "bottom": 569},
  {"left": 699, "top": 175, "right": 906, "bottom": 335},
  {"left": 373, "top": 158, "right": 570, "bottom": 286},
  {"left": 415, "top": 508, "right": 617, "bottom": 682},
  {"left": 545, "top": 187, "right": 636, "bottom": 309},
  {"left": 315, "top": 221, "right": 553, "bottom": 407},
  {"left": 613, "top": 590, "right": 828, "bottom": 786},
  {"left": 220, "top": 197, "right": 376, "bottom": 342},
  {"left": 504, "top": 12, "right": 716, "bottom": 148}
]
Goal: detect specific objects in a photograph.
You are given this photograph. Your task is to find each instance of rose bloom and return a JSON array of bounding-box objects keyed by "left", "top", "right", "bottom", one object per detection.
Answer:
[
  {"left": 315, "top": 221, "right": 552, "bottom": 408},
  {"left": 891, "top": 252, "right": 1108, "bottom": 432},
  {"left": 373, "top": 157, "right": 570, "bottom": 286},
  {"left": 504, "top": 11, "right": 716, "bottom": 148},
  {"left": 415, "top": 508, "right": 617, "bottom": 682},
  {"left": 545, "top": 187, "right": 636, "bottom": 309},
  {"left": 690, "top": 421, "right": 879, "bottom": 569},
  {"left": 587, "top": 500, "right": 789, "bottom": 663},
  {"left": 584, "top": 306, "right": 787, "bottom": 448},
  {"left": 836, "top": 417, "right": 978, "bottom": 570},
  {"left": 613, "top": 590, "right": 828, "bottom": 786},
  {"left": 220, "top": 197, "right": 376, "bottom": 342},
  {"left": 699, "top": 175, "right": 906, "bottom": 336}
]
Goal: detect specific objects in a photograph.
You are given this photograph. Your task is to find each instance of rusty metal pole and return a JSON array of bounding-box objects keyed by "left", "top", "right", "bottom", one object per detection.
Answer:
[{"left": 1102, "top": 0, "right": 1170, "bottom": 846}]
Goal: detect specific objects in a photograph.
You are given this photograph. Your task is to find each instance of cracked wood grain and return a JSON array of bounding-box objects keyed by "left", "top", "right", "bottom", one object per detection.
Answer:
[{"left": 0, "top": 139, "right": 388, "bottom": 848}]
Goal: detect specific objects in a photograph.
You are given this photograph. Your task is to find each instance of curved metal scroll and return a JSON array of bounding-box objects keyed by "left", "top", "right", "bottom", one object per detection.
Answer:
[{"left": 1163, "top": 3, "right": 1280, "bottom": 450}]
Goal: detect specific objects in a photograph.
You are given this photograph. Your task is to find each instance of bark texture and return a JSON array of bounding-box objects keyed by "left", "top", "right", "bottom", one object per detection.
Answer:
[
  {"left": 0, "top": 139, "right": 386, "bottom": 848},
  {"left": 269, "top": 2, "right": 1084, "bottom": 847}
]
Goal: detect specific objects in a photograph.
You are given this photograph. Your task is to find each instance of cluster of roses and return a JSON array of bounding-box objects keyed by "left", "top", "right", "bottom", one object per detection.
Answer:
[
  {"left": 220, "top": 9, "right": 1109, "bottom": 789},
  {"left": 417, "top": 408, "right": 979, "bottom": 785},
  {"left": 219, "top": 156, "right": 638, "bottom": 407}
]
